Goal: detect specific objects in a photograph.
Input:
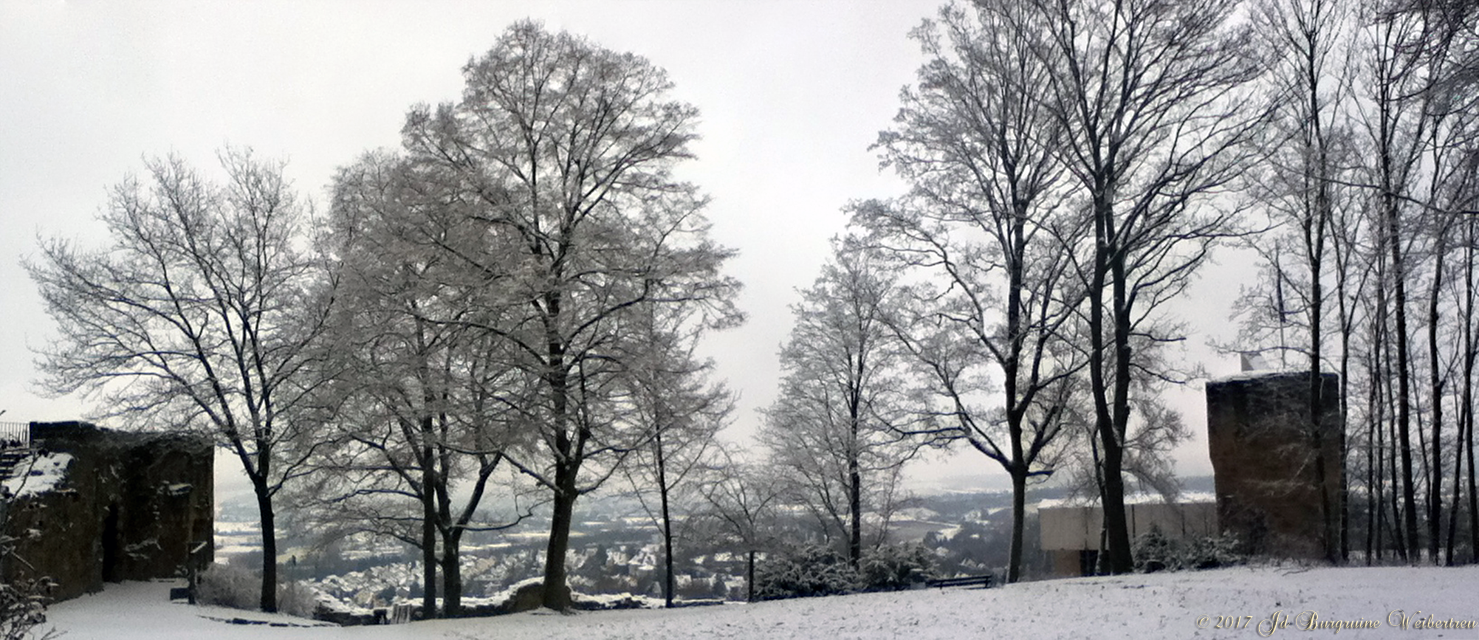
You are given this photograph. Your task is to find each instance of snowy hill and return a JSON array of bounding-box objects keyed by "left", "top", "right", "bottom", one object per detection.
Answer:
[{"left": 44, "top": 564, "right": 1479, "bottom": 639}]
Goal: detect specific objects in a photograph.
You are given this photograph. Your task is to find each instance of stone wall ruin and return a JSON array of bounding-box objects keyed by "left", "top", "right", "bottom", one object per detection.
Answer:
[{"left": 0, "top": 422, "right": 213, "bottom": 602}]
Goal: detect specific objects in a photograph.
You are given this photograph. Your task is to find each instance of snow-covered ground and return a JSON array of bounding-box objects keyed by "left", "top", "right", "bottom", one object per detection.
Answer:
[{"left": 45, "top": 565, "right": 1479, "bottom": 639}]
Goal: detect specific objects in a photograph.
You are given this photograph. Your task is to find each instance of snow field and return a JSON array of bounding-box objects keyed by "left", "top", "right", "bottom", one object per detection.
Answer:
[{"left": 44, "top": 564, "right": 1479, "bottom": 639}]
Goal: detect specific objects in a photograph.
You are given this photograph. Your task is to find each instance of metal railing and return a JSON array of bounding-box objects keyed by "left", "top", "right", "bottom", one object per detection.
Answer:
[{"left": 0, "top": 422, "right": 30, "bottom": 450}]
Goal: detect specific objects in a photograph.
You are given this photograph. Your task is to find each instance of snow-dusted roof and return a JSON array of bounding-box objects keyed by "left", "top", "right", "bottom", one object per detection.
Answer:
[
  {"left": 1037, "top": 490, "right": 1215, "bottom": 510},
  {"left": 1206, "top": 369, "right": 1307, "bottom": 384}
]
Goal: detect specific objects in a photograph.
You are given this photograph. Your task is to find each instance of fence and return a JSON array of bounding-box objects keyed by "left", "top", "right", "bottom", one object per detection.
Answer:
[{"left": 0, "top": 422, "right": 30, "bottom": 450}]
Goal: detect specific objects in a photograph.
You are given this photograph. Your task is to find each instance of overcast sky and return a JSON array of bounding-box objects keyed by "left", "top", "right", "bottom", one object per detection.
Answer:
[{"left": 0, "top": 1, "right": 1250, "bottom": 493}]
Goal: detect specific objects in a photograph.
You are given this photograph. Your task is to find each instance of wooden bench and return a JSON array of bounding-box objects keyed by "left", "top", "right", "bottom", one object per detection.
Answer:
[
  {"left": 925, "top": 575, "right": 994, "bottom": 589},
  {"left": 373, "top": 604, "right": 417, "bottom": 624}
]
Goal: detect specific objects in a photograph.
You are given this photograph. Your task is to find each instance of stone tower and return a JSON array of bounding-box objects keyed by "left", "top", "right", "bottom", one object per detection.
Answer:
[{"left": 1206, "top": 372, "right": 1342, "bottom": 561}]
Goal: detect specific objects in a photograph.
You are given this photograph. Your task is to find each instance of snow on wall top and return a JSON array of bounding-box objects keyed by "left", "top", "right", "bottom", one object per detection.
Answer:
[
  {"left": 2, "top": 452, "right": 74, "bottom": 497},
  {"left": 1037, "top": 490, "right": 1215, "bottom": 510},
  {"left": 1206, "top": 369, "right": 1306, "bottom": 384}
]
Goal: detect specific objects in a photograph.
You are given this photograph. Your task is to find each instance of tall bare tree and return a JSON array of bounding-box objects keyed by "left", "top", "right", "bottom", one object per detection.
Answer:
[
  {"left": 1350, "top": 0, "right": 1479, "bottom": 566},
  {"left": 28, "top": 149, "right": 333, "bottom": 612},
  {"left": 852, "top": 0, "right": 1088, "bottom": 584},
  {"left": 759, "top": 244, "right": 917, "bottom": 569},
  {"left": 1350, "top": 2, "right": 1433, "bottom": 560},
  {"left": 397, "top": 21, "right": 741, "bottom": 609},
  {"left": 292, "top": 150, "right": 532, "bottom": 617},
  {"left": 1232, "top": 0, "right": 1356, "bottom": 562},
  {"left": 1026, "top": 0, "right": 1269, "bottom": 573},
  {"left": 621, "top": 302, "right": 733, "bottom": 608}
]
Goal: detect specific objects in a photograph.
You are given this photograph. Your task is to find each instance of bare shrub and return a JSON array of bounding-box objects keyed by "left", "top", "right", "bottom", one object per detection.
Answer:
[
  {"left": 196, "top": 563, "right": 320, "bottom": 618},
  {"left": 0, "top": 575, "right": 55, "bottom": 640}
]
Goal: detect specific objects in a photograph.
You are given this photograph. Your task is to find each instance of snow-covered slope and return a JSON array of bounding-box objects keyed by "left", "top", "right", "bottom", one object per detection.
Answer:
[{"left": 46, "top": 565, "right": 1479, "bottom": 639}]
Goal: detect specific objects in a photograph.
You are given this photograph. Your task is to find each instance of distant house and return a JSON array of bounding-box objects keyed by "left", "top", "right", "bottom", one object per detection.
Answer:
[
  {"left": 0, "top": 421, "right": 213, "bottom": 601},
  {"left": 1038, "top": 498, "right": 1218, "bottom": 577}
]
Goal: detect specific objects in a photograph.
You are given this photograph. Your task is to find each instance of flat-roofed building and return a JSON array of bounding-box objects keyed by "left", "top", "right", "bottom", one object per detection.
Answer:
[{"left": 1039, "top": 499, "right": 1217, "bottom": 577}]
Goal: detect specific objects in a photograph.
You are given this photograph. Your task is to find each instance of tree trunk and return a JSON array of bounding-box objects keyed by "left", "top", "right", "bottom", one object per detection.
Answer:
[
  {"left": 848, "top": 426, "right": 862, "bottom": 570},
  {"left": 1089, "top": 186, "right": 1134, "bottom": 575},
  {"left": 253, "top": 480, "right": 278, "bottom": 613},
  {"left": 1306, "top": 7, "right": 1340, "bottom": 563},
  {"left": 1099, "top": 440, "right": 1132, "bottom": 573},
  {"left": 1309, "top": 385, "right": 1334, "bottom": 563},
  {"left": 1105, "top": 221, "right": 1135, "bottom": 575},
  {"left": 1309, "top": 309, "right": 1333, "bottom": 562},
  {"left": 1469, "top": 372, "right": 1478, "bottom": 563},
  {"left": 746, "top": 550, "right": 756, "bottom": 602},
  {"left": 1306, "top": 271, "right": 1332, "bottom": 562},
  {"left": 1389, "top": 379, "right": 1408, "bottom": 560},
  {"left": 421, "top": 451, "right": 437, "bottom": 619},
  {"left": 1467, "top": 390, "right": 1479, "bottom": 561},
  {"left": 656, "top": 431, "right": 675, "bottom": 608},
  {"left": 1007, "top": 470, "right": 1026, "bottom": 583},
  {"left": 1446, "top": 394, "right": 1464, "bottom": 565},
  {"left": 542, "top": 469, "right": 577, "bottom": 610},
  {"left": 1366, "top": 356, "right": 1379, "bottom": 564},
  {"left": 1465, "top": 219, "right": 1478, "bottom": 562},
  {"left": 440, "top": 455, "right": 500, "bottom": 617},
  {"left": 416, "top": 348, "right": 440, "bottom": 619},
  {"left": 541, "top": 288, "right": 576, "bottom": 611},
  {"left": 441, "top": 540, "right": 462, "bottom": 617},
  {"left": 1377, "top": 67, "right": 1420, "bottom": 562},
  {"left": 1394, "top": 243, "right": 1419, "bottom": 562},
  {"left": 1338, "top": 292, "right": 1352, "bottom": 562},
  {"left": 1428, "top": 237, "right": 1447, "bottom": 564},
  {"left": 1306, "top": 221, "right": 1333, "bottom": 562}
]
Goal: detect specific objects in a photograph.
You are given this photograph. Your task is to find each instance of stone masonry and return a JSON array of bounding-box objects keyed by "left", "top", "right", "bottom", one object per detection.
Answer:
[
  {"left": 1206, "top": 372, "right": 1342, "bottom": 561},
  {"left": 1, "top": 422, "right": 213, "bottom": 601}
]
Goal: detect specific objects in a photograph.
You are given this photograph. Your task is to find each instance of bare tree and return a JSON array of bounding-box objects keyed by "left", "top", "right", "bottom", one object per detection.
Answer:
[
  {"left": 620, "top": 302, "right": 734, "bottom": 608},
  {"left": 852, "top": 0, "right": 1089, "bottom": 584},
  {"left": 1349, "top": 2, "right": 1434, "bottom": 561},
  {"left": 397, "top": 21, "right": 741, "bottom": 610},
  {"left": 1407, "top": 4, "right": 1479, "bottom": 566},
  {"left": 759, "top": 245, "right": 919, "bottom": 568},
  {"left": 1231, "top": 0, "right": 1357, "bottom": 563},
  {"left": 1256, "top": 0, "right": 1479, "bottom": 565},
  {"left": 1025, "top": 0, "right": 1269, "bottom": 573},
  {"left": 696, "top": 453, "right": 787, "bottom": 603},
  {"left": 28, "top": 149, "right": 333, "bottom": 612},
  {"left": 290, "top": 150, "right": 533, "bottom": 617},
  {"left": 1334, "top": 0, "right": 1479, "bottom": 566}
]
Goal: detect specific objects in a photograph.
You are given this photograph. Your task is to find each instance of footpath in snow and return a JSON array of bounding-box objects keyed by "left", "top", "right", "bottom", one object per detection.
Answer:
[{"left": 44, "top": 565, "right": 1479, "bottom": 639}]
